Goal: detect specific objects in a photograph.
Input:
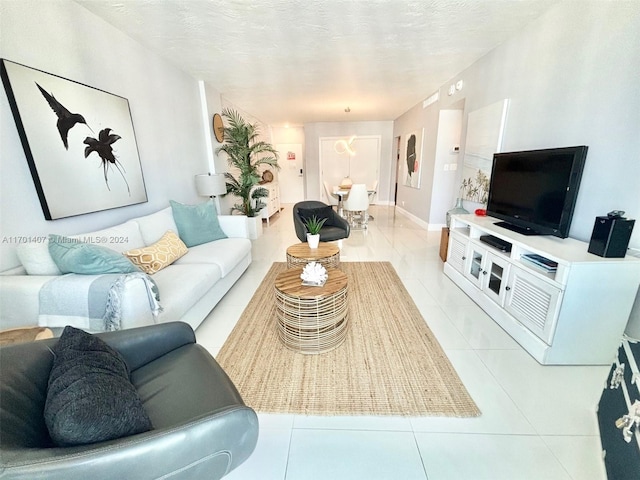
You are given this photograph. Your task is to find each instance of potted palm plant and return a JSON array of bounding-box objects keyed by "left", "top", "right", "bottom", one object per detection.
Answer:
[
  {"left": 303, "top": 215, "right": 326, "bottom": 249},
  {"left": 216, "top": 108, "right": 279, "bottom": 238}
]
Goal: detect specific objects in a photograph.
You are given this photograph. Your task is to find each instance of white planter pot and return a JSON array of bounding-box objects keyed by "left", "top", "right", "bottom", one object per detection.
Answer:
[
  {"left": 247, "top": 216, "right": 263, "bottom": 240},
  {"left": 307, "top": 233, "right": 320, "bottom": 249}
]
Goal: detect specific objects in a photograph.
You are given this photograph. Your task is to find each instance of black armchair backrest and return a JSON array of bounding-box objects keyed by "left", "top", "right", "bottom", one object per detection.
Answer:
[
  {"left": 292, "top": 201, "right": 350, "bottom": 243},
  {"left": 293, "top": 201, "right": 327, "bottom": 241}
]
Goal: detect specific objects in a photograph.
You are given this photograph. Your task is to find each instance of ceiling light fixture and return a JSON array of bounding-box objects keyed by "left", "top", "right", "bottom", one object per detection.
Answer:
[{"left": 334, "top": 135, "right": 356, "bottom": 156}]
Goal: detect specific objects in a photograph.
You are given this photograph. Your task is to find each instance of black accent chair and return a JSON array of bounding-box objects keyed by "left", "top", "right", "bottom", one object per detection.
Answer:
[
  {"left": 0, "top": 322, "right": 258, "bottom": 480},
  {"left": 293, "top": 201, "right": 350, "bottom": 243}
]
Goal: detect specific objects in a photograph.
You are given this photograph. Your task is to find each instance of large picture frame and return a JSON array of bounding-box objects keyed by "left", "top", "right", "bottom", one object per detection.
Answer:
[
  {"left": 401, "top": 129, "right": 423, "bottom": 189},
  {"left": 1, "top": 59, "right": 147, "bottom": 220}
]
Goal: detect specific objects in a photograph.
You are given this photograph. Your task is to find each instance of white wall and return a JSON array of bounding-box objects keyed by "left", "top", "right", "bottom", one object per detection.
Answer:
[
  {"left": 198, "top": 81, "right": 227, "bottom": 214},
  {"left": 409, "top": 2, "right": 640, "bottom": 247},
  {"left": 429, "top": 109, "right": 464, "bottom": 226},
  {"left": 0, "top": 0, "right": 210, "bottom": 270},
  {"left": 200, "top": 81, "right": 225, "bottom": 174},
  {"left": 303, "top": 121, "right": 394, "bottom": 202}
]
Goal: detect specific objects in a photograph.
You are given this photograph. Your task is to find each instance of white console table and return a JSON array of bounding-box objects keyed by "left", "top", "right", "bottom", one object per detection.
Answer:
[
  {"left": 444, "top": 214, "right": 640, "bottom": 365},
  {"left": 260, "top": 182, "right": 280, "bottom": 225}
]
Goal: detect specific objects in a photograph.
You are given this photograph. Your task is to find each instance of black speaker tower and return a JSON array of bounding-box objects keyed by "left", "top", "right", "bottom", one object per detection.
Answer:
[{"left": 588, "top": 215, "right": 635, "bottom": 258}]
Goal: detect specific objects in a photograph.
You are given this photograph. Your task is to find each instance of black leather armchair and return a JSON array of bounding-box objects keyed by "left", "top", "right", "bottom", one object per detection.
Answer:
[
  {"left": 0, "top": 322, "right": 258, "bottom": 480},
  {"left": 293, "top": 200, "right": 350, "bottom": 243}
]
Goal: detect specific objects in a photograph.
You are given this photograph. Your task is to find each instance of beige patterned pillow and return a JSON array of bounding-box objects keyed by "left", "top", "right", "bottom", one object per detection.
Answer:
[{"left": 124, "top": 230, "right": 188, "bottom": 274}]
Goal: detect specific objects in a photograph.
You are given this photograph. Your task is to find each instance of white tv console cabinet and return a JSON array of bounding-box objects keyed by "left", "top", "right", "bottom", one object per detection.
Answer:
[{"left": 444, "top": 214, "right": 640, "bottom": 365}]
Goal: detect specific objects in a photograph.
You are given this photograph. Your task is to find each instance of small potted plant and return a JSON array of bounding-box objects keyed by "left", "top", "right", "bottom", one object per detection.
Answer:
[{"left": 303, "top": 215, "right": 326, "bottom": 249}]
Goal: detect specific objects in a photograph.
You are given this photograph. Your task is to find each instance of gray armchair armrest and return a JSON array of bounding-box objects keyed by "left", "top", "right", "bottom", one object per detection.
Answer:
[{"left": 97, "top": 321, "right": 196, "bottom": 370}]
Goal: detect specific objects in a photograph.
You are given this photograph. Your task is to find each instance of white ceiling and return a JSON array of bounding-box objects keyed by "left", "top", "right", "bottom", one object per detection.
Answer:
[{"left": 76, "top": 0, "right": 561, "bottom": 126}]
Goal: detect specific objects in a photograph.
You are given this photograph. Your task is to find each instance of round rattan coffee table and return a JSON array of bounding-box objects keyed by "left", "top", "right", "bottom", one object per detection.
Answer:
[
  {"left": 274, "top": 266, "right": 348, "bottom": 354},
  {"left": 286, "top": 242, "right": 340, "bottom": 269}
]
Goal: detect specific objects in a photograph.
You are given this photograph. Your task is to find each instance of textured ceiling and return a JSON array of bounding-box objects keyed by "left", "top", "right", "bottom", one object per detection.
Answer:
[{"left": 76, "top": 0, "right": 561, "bottom": 126}]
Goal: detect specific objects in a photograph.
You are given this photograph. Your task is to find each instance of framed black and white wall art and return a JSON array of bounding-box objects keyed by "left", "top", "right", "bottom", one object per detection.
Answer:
[
  {"left": 401, "top": 128, "right": 423, "bottom": 189},
  {"left": 1, "top": 59, "right": 147, "bottom": 220}
]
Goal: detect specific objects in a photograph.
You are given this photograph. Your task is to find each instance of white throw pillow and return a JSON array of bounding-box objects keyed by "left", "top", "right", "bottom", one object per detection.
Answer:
[
  {"left": 69, "top": 221, "right": 145, "bottom": 254},
  {"left": 16, "top": 241, "right": 62, "bottom": 275},
  {"left": 134, "top": 208, "right": 179, "bottom": 246}
]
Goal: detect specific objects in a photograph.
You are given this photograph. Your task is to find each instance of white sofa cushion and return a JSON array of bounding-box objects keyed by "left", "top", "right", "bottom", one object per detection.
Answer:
[
  {"left": 174, "top": 238, "right": 251, "bottom": 277},
  {"left": 0, "top": 275, "right": 56, "bottom": 328},
  {"left": 152, "top": 264, "right": 221, "bottom": 321},
  {"left": 217, "top": 215, "right": 249, "bottom": 238},
  {"left": 16, "top": 241, "right": 62, "bottom": 276},
  {"left": 134, "top": 208, "right": 178, "bottom": 246},
  {"left": 69, "top": 221, "right": 145, "bottom": 253}
]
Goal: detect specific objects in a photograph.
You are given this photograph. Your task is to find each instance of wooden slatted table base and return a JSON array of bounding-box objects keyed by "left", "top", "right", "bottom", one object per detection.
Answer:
[
  {"left": 0, "top": 327, "right": 53, "bottom": 346},
  {"left": 274, "top": 267, "right": 348, "bottom": 354},
  {"left": 286, "top": 242, "right": 340, "bottom": 269}
]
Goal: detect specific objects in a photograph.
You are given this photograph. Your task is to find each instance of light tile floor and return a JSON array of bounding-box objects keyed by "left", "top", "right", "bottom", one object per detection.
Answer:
[{"left": 195, "top": 205, "right": 609, "bottom": 480}]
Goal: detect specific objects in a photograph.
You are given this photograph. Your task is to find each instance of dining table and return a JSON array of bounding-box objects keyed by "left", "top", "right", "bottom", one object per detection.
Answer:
[
  {"left": 333, "top": 187, "right": 350, "bottom": 217},
  {"left": 332, "top": 186, "right": 376, "bottom": 219}
]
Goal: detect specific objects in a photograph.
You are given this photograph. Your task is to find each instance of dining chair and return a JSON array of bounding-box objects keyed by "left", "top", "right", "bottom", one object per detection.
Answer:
[
  {"left": 323, "top": 181, "right": 340, "bottom": 209},
  {"left": 343, "top": 184, "right": 370, "bottom": 229},
  {"left": 367, "top": 180, "right": 379, "bottom": 220},
  {"left": 368, "top": 180, "right": 379, "bottom": 203}
]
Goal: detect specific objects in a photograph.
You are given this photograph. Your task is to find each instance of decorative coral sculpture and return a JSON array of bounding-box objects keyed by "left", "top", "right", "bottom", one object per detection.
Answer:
[{"left": 300, "top": 261, "right": 328, "bottom": 286}]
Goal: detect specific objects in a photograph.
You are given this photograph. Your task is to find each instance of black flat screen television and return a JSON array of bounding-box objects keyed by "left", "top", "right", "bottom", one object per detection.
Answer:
[{"left": 486, "top": 146, "right": 588, "bottom": 238}]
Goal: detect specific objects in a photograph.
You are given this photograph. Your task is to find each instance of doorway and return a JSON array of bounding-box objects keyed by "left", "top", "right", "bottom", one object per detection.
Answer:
[
  {"left": 393, "top": 136, "right": 401, "bottom": 205},
  {"left": 318, "top": 135, "right": 381, "bottom": 203},
  {"left": 275, "top": 143, "right": 305, "bottom": 203}
]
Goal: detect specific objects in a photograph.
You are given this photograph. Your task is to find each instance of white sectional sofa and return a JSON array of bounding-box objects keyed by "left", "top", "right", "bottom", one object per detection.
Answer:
[{"left": 0, "top": 206, "right": 252, "bottom": 332}]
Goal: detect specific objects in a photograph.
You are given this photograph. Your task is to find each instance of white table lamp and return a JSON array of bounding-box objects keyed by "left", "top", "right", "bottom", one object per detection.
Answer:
[{"left": 195, "top": 173, "right": 226, "bottom": 198}]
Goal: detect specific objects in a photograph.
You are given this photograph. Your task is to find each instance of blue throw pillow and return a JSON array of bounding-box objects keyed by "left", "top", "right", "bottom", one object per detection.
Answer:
[
  {"left": 170, "top": 199, "right": 227, "bottom": 247},
  {"left": 48, "top": 234, "right": 140, "bottom": 275},
  {"left": 44, "top": 326, "right": 153, "bottom": 446}
]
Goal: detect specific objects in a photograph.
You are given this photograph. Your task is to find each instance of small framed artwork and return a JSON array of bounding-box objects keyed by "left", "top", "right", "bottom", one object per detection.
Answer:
[{"left": 1, "top": 59, "right": 147, "bottom": 220}]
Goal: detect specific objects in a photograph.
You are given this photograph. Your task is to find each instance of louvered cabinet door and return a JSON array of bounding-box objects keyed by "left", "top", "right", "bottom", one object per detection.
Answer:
[
  {"left": 447, "top": 232, "right": 468, "bottom": 275},
  {"left": 504, "top": 266, "right": 562, "bottom": 345}
]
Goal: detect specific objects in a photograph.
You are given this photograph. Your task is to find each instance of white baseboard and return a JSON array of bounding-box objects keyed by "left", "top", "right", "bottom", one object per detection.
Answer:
[
  {"left": 428, "top": 223, "right": 447, "bottom": 231},
  {"left": 393, "top": 206, "right": 446, "bottom": 231},
  {"left": 395, "top": 206, "right": 426, "bottom": 230}
]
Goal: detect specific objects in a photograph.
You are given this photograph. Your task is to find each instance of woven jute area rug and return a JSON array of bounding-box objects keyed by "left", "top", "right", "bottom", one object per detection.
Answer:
[{"left": 216, "top": 262, "right": 480, "bottom": 417}]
